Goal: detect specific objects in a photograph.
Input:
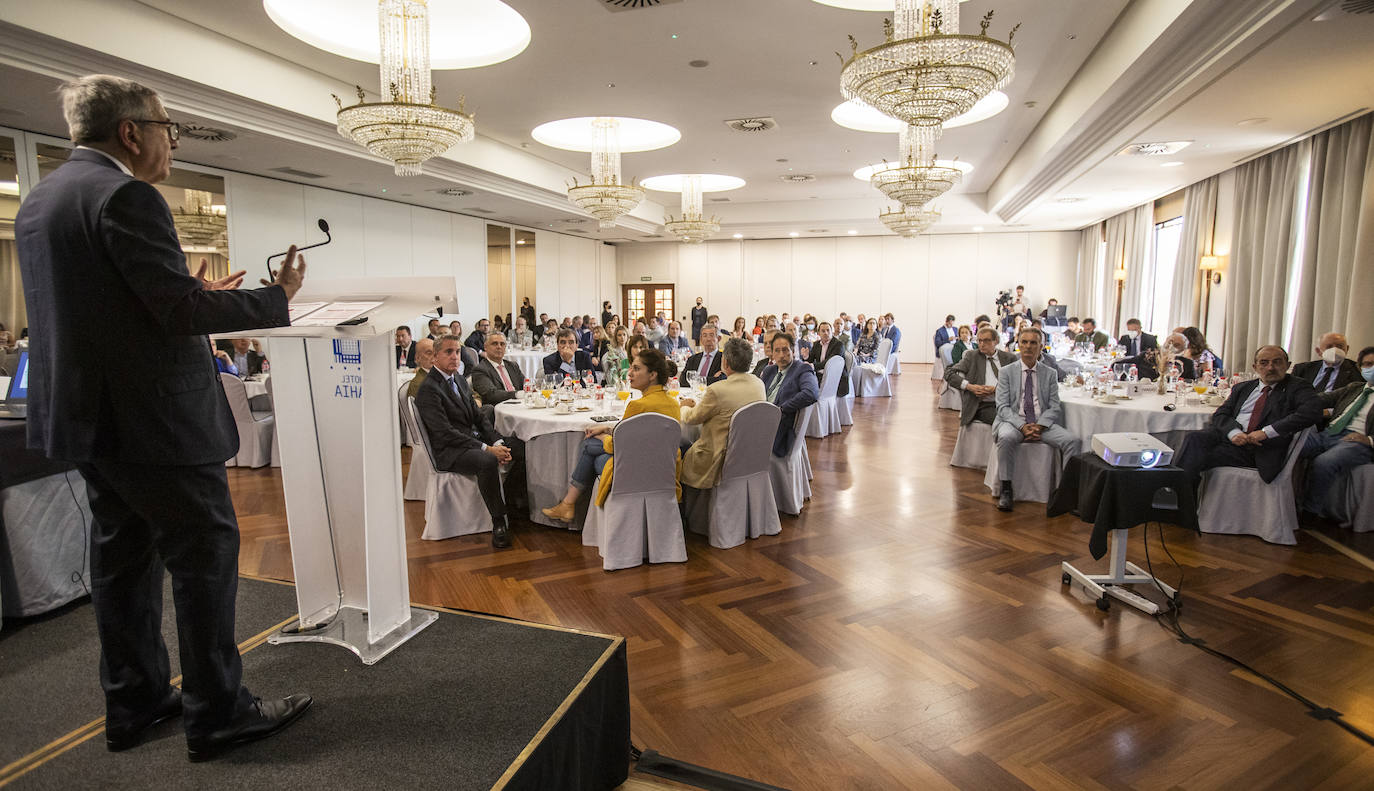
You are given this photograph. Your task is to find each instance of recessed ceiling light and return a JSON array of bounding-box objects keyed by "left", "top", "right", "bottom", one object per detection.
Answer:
[
  {"left": 847, "top": 229, "right": 858, "bottom": 235},
  {"left": 530, "top": 117, "right": 681, "bottom": 152},
  {"left": 1118, "top": 141, "right": 1192, "bottom": 157},
  {"left": 789, "top": 231, "right": 800, "bottom": 237},
  {"left": 1160, "top": 161, "right": 1184, "bottom": 168},
  {"left": 640, "top": 174, "right": 747, "bottom": 193},
  {"left": 972, "top": 226, "right": 984, "bottom": 232},
  {"left": 263, "top": 0, "right": 530, "bottom": 68},
  {"left": 853, "top": 160, "right": 974, "bottom": 181},
  {"left": 1056, "top": 196, "right": 1088, "bottom": 204},
  {"left": 1237, "top": 117, "right": 1269, "bottom": 126},
  {"left": 831, "top": 91, "right": 1008, "bottom": 133},
  {"left": 732, "top": 233, "right": 744, "bottom": 239},
  {"left": 688, "top": 59, "right": 709, "bottom": 68}
]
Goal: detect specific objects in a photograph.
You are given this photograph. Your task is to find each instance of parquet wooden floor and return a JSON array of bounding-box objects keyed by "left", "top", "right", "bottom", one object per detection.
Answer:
[{"left": 232, "top": 366, "right": 1374, "bottom": 790}]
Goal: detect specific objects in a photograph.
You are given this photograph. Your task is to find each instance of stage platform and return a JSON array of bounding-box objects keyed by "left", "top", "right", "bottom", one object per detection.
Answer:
[{"left": 0, "top": 576, "right": 629, "bottom": 790}]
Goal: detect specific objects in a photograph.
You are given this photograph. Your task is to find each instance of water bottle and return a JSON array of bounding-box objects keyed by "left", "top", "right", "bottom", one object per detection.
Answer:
[
  {"left": 1128, "top": 364, "right": 1138, "bottom": 383},
  {"left": 562, "top": 374, "right": 573, "bottom": 392}
]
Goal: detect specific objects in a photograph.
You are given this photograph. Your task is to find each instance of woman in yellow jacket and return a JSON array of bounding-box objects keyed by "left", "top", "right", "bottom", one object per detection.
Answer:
[{"left": 542, "top": 347, "right": 681, "bottom": 522}]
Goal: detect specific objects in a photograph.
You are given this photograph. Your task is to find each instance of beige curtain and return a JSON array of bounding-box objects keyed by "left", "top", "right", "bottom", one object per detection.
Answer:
[
  {"left": 1169, "top": 176, "right": 1219, "bottom": 331},
  {"left": 1105, "top": 204, "right": 1153, "bottom": 335},
  {"left": 0, "top": 240, "right": 25, "bottom": 341},
  {"left": 1225, "top": 142, "right": 1306, "bottom": 369},
  {"left": 1074, "top": 223, "right": 1103, "bottom": 321},
  {"left": 1294, "top": 113, "right": 1374, "bottom": 357}
]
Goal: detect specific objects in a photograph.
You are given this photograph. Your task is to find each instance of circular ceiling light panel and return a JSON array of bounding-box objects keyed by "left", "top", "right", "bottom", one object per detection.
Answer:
[
  {"left": 263, "top": 0, "right": 531, "bottom": 69},
  {"left": 832, "top": 91, "right": 1008, "bottom": 133},
  {"left": 640, "top": 174, "right": 746, "bottom": 193},
  {"left": 852, "top": 160, "right": 974, "bottom": 181},
  {"left": 530, "top": 117, "right": 681, "bottom": 153}
]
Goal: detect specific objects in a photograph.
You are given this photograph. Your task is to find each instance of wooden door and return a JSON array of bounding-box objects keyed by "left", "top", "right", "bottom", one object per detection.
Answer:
[{"left": 622, "top": 284, "right": 674, "bottom": 326}]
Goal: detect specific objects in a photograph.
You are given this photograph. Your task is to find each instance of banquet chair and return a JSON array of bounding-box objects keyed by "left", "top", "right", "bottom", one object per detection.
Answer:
[
  {"left": 950, "top": 421, "right": 993, "bottom": 470},
  {"left": 937, "top": 381, "right": 962, "bottom": 411},
  {"left": 399, "top": 392, "right": 432, "bottom": 501},
  {"left": 983, "top": 439, "right": 1063, "bottom": 503},
  {"left": 805, "top": 355, "right": 845, "bottom": 438},
  {"left": 684, "top": 401, "right": 783, "bottom": 548},
  {"left": 1325, "top": 463, "right": 1374, "bottom": 533},
  {"left": 220, "top": 373, "right": 273, "bottom": 468},
  {"left": 771, "top": 404, "right": 816, "bottom": 515},
  {"left": 888, "top": 344, "right": 902, "bottom": 376},
  {"left": 582, "top": 412, "right": 686, "bottom": 570},
  {"left": 837, "top": 355, "right": 855, "bottom": 426},
  {"left": 397, "top": 381, "right": 414, "bottom": 447},
  {"left": 856, "top": 338, "right": 894, "bottom": 398},
  {"left": 265, "top": 374, "right": 280, "bottom": 468},
  {"left": 1198, "top": 427, "right": 1313, "bottom": 545},
  {"left": 408, "top": 397, "right": 494, "bottom": 540},
  {"left": 929, "top": 344, "right": 946, "bottom": 381}
]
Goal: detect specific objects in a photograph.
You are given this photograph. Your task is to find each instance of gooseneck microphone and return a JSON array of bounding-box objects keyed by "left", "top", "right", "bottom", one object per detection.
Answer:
[{"left": 266, "top": 218, "right": 331, "bottom": 282}]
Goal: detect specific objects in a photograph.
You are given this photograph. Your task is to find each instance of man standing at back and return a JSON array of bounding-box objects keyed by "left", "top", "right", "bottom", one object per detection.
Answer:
[{"left": 15, "top": 75, "right": 312, "bottom": 762}]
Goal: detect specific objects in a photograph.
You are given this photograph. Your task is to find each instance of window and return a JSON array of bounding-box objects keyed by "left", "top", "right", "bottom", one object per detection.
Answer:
[
  {"left": 626, "top": 288, "right": 645, "bottom": 321},
  {"left": 1150, "top": 217, "right": 1182, "bottom": 332}
]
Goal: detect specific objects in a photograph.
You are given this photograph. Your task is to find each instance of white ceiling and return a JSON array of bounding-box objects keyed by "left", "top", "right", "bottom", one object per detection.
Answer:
[{"left": 0, "top": 0, "right": 1371, "bottom": 241}]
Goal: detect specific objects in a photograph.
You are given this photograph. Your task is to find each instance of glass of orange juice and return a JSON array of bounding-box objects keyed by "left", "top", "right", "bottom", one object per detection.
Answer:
[
  {"left": 1192, "top": 382, "right": 1209, "bottom": 396},
  {"left": 616, "top": 388, "right": 631, "bottom": 401}
]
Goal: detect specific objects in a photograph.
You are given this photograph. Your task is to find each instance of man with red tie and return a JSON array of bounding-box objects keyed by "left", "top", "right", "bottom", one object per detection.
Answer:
[{"left": 1174, "top": 345, "right": 1321, "bottom": 486}]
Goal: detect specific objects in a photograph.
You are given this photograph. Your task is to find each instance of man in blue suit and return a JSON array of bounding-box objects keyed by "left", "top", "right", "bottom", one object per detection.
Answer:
[
  {"left": 992, "top": 328, "right": 1081, "bottom": 511},
  {"left": 880, "top": 312, "right": 903, "bottom": 353},
  {"left": 14, "top": 75, "right": 311, "bottom": 760},
  {"left": 933, "top": 314, "right": 957, "bottom": 354},
  {"left": 758, "top": 332, "right": 819, "bottom": 457},
  {"left": 542, "top": 327, "right": 596, "bottom": 379}
]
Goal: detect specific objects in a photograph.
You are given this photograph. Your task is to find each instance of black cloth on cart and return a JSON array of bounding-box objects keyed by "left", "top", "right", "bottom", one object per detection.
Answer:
[
  {"left": 1048, "top": 452, "right": 1199, "bottom": 560},
  {"left": 0, "top": 421, "right": 74, "bottom": 488}
]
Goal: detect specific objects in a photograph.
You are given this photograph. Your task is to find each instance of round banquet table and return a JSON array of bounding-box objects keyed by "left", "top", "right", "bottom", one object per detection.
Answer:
[
  {"left": 1059, "top": 387, "right": 1216, "bottom": 451},
  {"left": 506, "top": 349, "right": 547, "bottom": 381},
  {"left": 242, "top": 375, "right": 269, "bottom": 401},
  {"left": 495, "top": 394, "right": 700, "bottom": 528}
]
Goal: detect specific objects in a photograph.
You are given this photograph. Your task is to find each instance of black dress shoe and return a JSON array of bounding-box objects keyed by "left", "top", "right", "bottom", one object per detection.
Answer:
[
  {"left": 107, "top": 687, "right": 183, "bottom": 752},
  {"left": 492, "top": 516, "right": 512, "bottom": 548},
  {"left": 186, "top": 694, "right": 312, "bottom": 762},
  {"left": 997, "top": 481, "right": 1014, "bottom": 512}
]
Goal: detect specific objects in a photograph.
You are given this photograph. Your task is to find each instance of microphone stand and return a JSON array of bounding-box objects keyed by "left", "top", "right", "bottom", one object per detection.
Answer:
[{"left": 266, "top": 218, "right": 331, "bottom": 282}]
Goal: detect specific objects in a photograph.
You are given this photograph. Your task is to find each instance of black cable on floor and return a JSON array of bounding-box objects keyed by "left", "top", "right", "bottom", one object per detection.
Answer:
[
  {"left": 63, "top": 470, "right": 90, "bottom": 596},
  {"left": 1140, "top": 522, "right": 1373, "bottom": 748}
]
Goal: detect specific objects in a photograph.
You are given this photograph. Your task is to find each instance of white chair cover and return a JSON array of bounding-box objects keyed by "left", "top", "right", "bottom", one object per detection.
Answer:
[
  {"left": 805, "top": 355, "right": 845, "bottom": 438},
  {"left": 950, "top": 421, "right": 993, "bottom": 469},
  {"left": 770, "top": 404, "right": 815, "bottom": 515},
  {"left": 398, "top": 392, "right": 433, "bottom": 501},
  {"left": 888, "top": 346, "right": 902, "bottom": 376},
  {"left": 983, "top": 439, "right": 1062, "bottom": 503},
  {"left": 583, "top": 413, "right": 686, "bottom": 570},
  {"left": 397, "top": 381, "right": 414, "bottom": 447},
  {"left": 937, "top": 381, "right": 962, "bottom": 411},
  {"left": 1327, "top": 463, "right": 1374, "bottom": 533},
  {"left": 856, "top": 339, "right": 893, "bottom": 398},
  {"left": 684, "top": 402, "right": 783, "bottom": 549},
  {"left": 837, "top": 380, "right": 854, "bottom": 426},
  {"left": 938, "top": 342, "right": 955, "bottom": 365},
  {"left": 220, "top": 373, "right": 273, "bottom": 468},
  {"left": 266, "top": 375, "right": 280, "bottom": 468},
  {"left": 929, "top": 353, "right": 944, "bottom": 381},
  {"left": 1199, "top": 428, "right": 1312, "bottom": 545},
  {"left": 408, "top": 397, "right": 492, "bottom": 540}
]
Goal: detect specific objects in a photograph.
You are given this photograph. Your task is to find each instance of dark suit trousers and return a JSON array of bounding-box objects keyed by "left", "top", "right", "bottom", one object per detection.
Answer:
[
  {"left": 442, "top": 438, "right": 526, "bottom": 520},
  {"left": 1175, "top": 430, "right": 1258, "bottom": 484},
  {"left": 76, "top": 459, "right": 254, "bottom": 738}
]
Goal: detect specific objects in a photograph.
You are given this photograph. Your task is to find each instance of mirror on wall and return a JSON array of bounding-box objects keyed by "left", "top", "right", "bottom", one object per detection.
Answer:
[
  {"left": 515, "top": 229, "right": 535, "bottom": 328},
  {"left": 486, "top": 223, "right": 512, "bottom": 327}
]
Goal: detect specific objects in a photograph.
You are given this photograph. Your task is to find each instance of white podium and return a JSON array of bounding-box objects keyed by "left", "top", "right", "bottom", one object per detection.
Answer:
[{"left": 230, "top": 277, "right": 457, "bottom": 664}]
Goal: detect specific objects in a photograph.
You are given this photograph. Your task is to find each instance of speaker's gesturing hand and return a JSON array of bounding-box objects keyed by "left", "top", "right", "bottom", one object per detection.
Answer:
[
  {"left": 260, "top": 245, "right": 307, "bottom": 302},
  {"left": 195, "top": 258, "right": 246, "bottom": 291}
]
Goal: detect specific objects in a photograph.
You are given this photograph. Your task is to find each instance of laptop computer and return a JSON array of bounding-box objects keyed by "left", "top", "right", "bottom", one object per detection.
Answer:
[{"left": 0, "top": 350, "right": 29, "bottom": 419}]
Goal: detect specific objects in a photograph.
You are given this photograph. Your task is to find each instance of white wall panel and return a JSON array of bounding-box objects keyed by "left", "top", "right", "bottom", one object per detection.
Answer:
[
  {"left": 790, "top": 238, "right": 837, "bottom": 320},
  {"left": 410, "top": 207, "right": 452, "bottom": 277},
  {"left": 451, "top": 214, "right": 486, "bottom": 324},
  {"left": 706, "top": 242, "right": 743, "bottom": 324},
  {"left": 882, "top": 236, "right": 930, "bottom": 360},
  {"left": 597, "top": 243, "right": 618, "bottom": 317},
  {"left": 618, "top": 242, "right": 676, "bottom": 283},
  {"left": 298, "top": 185, "right": 363, "bottom": 278},
  {"left": 675, "top": 245, "right": 710, "bottom": 326},
  {"left": 558, "top": 234, "right": 584, "bottom": 320},
  {"left": 1026, "top": 231, "right": 1080, "bottom": 317},
  {"left": 361, "top": 198, "right": 412, "bottom": 278},
  {"left": 575, "top": 238, "right": 598, "bottom": 320},
  {"left": 226, "top": 174, "right": 304, "bottom": 276},
  {"left": 976, "top": 233, "right": 1030, "bottom": 318},
  {"left": 741, "top": 240, "right": 792, "bottom": 316},
  {"left": 834, "top": 237, "right": 884, "bottom": 322},
  {"left": 534, "top": 230, "right": 561, "bottom": 320}
]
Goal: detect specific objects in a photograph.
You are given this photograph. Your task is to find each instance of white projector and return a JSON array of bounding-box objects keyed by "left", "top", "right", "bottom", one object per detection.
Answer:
[{"left": 1091, "top": 432, "right": 1174, "bottom": 468}]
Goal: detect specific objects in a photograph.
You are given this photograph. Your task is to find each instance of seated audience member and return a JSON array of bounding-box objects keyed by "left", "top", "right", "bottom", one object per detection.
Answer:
[
  {"left": 532, "top": 313, "right": 549, "bottom": 341},
  {"left": 414, "top": 336, "right": 527, "bottom": 548},
  {"left": 542, "top": 348, "right": 681, "bottom": 523},
  {"left": 465, "top": 318, "right": 490, "bottom": 354},
  {"left": 602, "top": 326, "right": 631, "bottom": 378},
  {"left": 806, "top": 321, "right": 850, "bottom": 397},
  {"left": 1075, "top": 318, "right": 1108, "bottom": 350},
  {"left": 950, "top": 325, "right": 973, "bottom": 364},
  {"left": 1292, "top": 332, "right": 1360, "bottom": 393},
  {"left": 851, "top": 313, "right": 866, "bottom": 345},
  {"left": 1117, "top": 333, "right": 1195, "bottom": 381},
  {"left": 973, "top": 314, "right": 991, "bottom": 327},
  {"left": 855, "top": 318, "right": 881, "bottom": 363},
  {"left": 1180, "top": 326, "right": 1223, "bottom": 376},
  {"left": 561, "top": 316, "right": 573, "bottom": 330},
  {"left": 1116, "top": 318, "right": 1158, "bottom": 358},
  {"left": 542, "top": 328, "right": 596, "bottom": 378},
  {"left": 800, "top": 315, "right": 820, "bottom": 346},
  {"left": 657, "top": 320, "right": 692, "bottom": 356},
  {"left": 679, "top": 337, "right": 767, "bottom": 490},
  {"left": 1038, "top": 298, "right": 1061, "bottom": 321},
  {"left": 832, "top": 316, "right": 853, "bottom": 353},
  {"left": 470, "top": 332, "right": 525, "bottom": 405},
  {"left": 730, "top": 316, "right": 749, "bottom": 339},
  {"left": 947, "top": 325, "right": 1017, "bottom": 429},
  {"left": 426, "top": 318, "right": 443, "bottom": 341},
  {"left": 395, "top": 325, "right": 417, "bottom": 368},
  {"left": 210, "top": 339, "right": 238, "bottom": 376},
  {"left": 541, "top": 319, "right": 560, "bottom": 349},
  {"left": 880, "top": 312, "right": 903, "bottom": 352},
  {"left": 1174, "top": 345, "right": 1320, "bottom": 487},
  {"left": 491, "top": 315, "right": 506, "bottom": 335},
  {"left": 686, "top": 325, "right": 728, "bottom": 385},
  {"left": 506, "top": 316, "right": 534, "bottom": 347},
  {"left": 447, "top": 320, "right": 463, "bottom": 340},
  {"left": 228, "top": 338, "right": 267, "bottom": 377},
  {"left": 590, "top": 326, "right": 610, "bottom": 369},
  {"left": 1301, "top": 346, "right": 1374, "bottom": 517},
  {"left": 406, "top": 338, "right": 436, "bottom": 400},
  {"left": 933, "top": 315, "right": 958, "bottom": 354},
  {"left": 1064, "top": 317, "right": 1081, "bottom": 340},
  {"left": 992, "top": 328, "right": 1082, "bottom": 511},
  {"left": 571, "top": 316, "right": 590, "bottom": 354},
  {"left": 752, "top": 331, "right": 778, "bottom": 377},
  {"left": 1030, "top": 318, "right": 1052, "bottom": 348},
  {"left": 759, "top": 332, "right": 820, "bottom": 458},
  {"left": 646, "top": 316, "right": 667, "bottom": 345}
]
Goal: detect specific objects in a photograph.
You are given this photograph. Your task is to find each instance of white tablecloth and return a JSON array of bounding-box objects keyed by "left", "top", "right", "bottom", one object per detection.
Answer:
[
  {"left": 506, "top": 350, "right": 546, "bottom": 381},
  {"left": 1059, "top": 388, "right": 1215, "bottom": 450},
  {"left": 243, "top": 376, "right": 269, "bottom": 401}
]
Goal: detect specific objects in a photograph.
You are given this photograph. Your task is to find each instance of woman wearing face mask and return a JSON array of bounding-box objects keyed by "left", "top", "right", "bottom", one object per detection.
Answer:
[{"left": 1299, "top": 345, "right": 1374, "bottom": 517}]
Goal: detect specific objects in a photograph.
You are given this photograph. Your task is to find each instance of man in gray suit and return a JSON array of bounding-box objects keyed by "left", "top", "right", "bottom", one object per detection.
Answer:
[
  {"left": 993, "top": 327, "right": 1081, "bottom": 511},
  {"left": 945, "top": 325, "right": 1017, "bottom": 428}
]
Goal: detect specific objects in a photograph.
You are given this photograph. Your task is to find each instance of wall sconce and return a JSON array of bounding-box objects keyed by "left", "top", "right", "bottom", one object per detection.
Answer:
[
  {"left": 1112, "top": 268, "right": 1127, "bottom": 281},
  {"left": 1199, "top": 254, "right": 1223, "bottom": 285}
]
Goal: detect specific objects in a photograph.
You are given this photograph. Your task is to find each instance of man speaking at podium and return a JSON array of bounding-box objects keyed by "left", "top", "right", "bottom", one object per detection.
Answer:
[{"left": 15, "top": 75, "right": 312, "bottom": 762}]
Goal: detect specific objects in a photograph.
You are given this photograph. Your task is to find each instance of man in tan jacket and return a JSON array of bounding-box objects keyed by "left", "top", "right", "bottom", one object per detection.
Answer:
[{"left": 678, "top": 337, "right": 766, "bottom": 489}]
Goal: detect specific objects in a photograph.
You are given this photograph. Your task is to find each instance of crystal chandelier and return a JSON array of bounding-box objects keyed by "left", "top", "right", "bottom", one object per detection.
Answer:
[
  {"left": 663, "top": 175, "right": 720, "bottom": 244},
  {"left": 567, "top": 118, "right": 645, "bottom": 229},
  {"left": 173, "top": 189, "right": 227, "bottom": 250},
  {"left": 839, "top": 0, "right": 1018, "bottom": 128},
  {"left": 880, "top": 204, "right": 941, "bottom": 237},
  {"left": 870, "top": 123, "right": 963, "bottom": 207},
  {"left": 332, "top": 0, "right": 475, "bottom": 176}
]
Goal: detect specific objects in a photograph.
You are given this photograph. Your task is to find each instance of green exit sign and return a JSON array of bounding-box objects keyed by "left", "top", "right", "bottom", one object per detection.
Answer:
[{"left": 640, "top": 276, "right": 652, "bottom": 281}]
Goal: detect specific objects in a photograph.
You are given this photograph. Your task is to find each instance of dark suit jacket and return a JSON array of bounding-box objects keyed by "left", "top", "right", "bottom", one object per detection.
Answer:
[
  {"left": 14, "top": 149, "right": 288, "bottom": 464},
  {"left": 1205, "top": 375, "right": 1321, "bottom": 482},
  {"left": 414, "top": 368, "right": 499, "bottom": 471},
  {"left": 1116, "top": 353, "right": 1195, "bottom": 382},
  {"left": 232, "top": 349, "right": 268, "bottom": 376},
  {"left": 464, "top": 330, "right": 487, "bottom": 354},
  {"left": 944, "top": 348, "right": 1017, "bottom": 426},
  {"left": 933, "top": 325, "right": 957, "bottom": 353},
  {"left": 1319, "top": 382, "right": 1374, "bottom": 435},
  {"left": 470, "top": 357, "right": 526, "bottom": 405},
  {"left": 759, "top": 361, "right": 820, "bottom": 457},
  {"left": 542, "top": 350, "right": 595, "bottom": 378},
  {"left": 685, "top": 349, "right": 727, "bottom": 385},
  {"left": 1292, "top": 358, "right": 1361, "bottom": 393},
  {"left": 1115, "top": 332, "right": 1158, "bottom": 358},
  {"left": 396, "top": 342, "right": 417, "bottom": 368},
  {"left": 806, "top": 337, "right": 850, "bottom": 397}
]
